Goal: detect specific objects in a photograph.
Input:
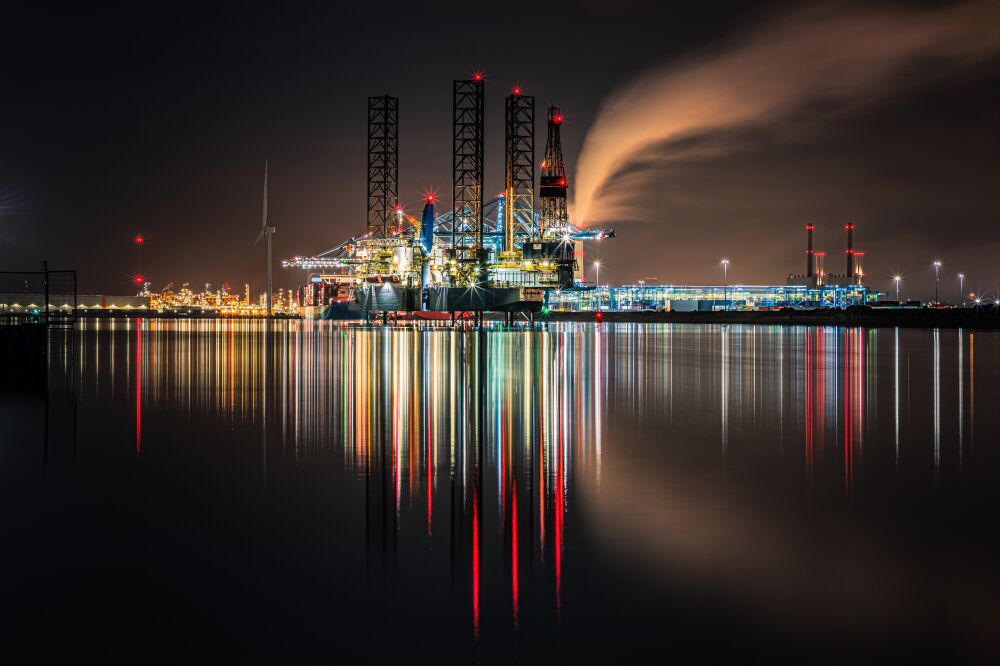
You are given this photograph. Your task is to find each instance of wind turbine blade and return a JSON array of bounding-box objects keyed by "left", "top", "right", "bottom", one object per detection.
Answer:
[
  {"left": 262, "top": 159, "right": 268, "bottom": 230},
  {"left": 253, "top": 229, "right": 265, "bottom": 246}
]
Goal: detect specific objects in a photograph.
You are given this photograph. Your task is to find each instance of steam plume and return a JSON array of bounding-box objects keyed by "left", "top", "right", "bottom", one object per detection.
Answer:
[{"left": 572, "top": 0, "right": 1000, "bottom": 226}]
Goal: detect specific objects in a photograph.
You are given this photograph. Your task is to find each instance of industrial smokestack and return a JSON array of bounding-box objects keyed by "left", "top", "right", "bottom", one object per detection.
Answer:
[
  {"left": 419, "top": 194, "right": 436, "bottom": 255},
  {"left": 806, "top": 224, "right": 814, "bottom": 278},
  {"left": 845, "top": 223, "right": 855, "bottom": 278},
  {"left": 419, "top": 194, "right": 436, "bottom": 311}
]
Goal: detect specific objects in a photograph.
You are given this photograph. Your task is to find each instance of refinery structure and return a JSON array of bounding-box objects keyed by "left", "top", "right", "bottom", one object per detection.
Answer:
[{"left": 283, "top": 76, "right": 615, "bottom": 321}]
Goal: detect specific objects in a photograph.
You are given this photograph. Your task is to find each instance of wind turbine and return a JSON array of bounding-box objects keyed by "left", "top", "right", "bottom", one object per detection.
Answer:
[{"left": 254, "top": 160, "right": 276, "bottom": 316}]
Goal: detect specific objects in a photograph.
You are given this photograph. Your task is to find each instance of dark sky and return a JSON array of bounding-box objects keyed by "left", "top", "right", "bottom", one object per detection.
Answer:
[{"left": 2, "top": 1, "right": 997, "bottom": 300}]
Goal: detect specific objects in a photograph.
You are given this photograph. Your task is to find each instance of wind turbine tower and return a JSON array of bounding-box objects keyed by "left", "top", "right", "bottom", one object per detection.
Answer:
[{"left": 256, "top": 160, "right": 276, "bottom": 316}]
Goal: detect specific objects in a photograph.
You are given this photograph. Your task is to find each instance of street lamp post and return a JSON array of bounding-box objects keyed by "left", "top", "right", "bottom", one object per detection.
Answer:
[
  {"left": 933, "top": 261, "right": 942, "bottom": 304},
  {"left": 894, "top": 275, "right": 901, "bottom": 302},
  {"left": 594, "top": 261, "right": 602, "bottom": 312},
  {"left": 721, "top": 259, "right": 730, "bottom": 311},
  {"left": 958, "top": 273, "right": 965, "bottom": 306}
]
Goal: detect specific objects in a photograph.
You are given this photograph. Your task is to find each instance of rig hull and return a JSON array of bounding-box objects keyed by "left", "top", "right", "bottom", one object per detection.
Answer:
[
  {"left": 321, "top": 302, "right": 365, "bottom": 320},
  {"left": 352, "top": 285, "right": 544, "bottom": 313}
]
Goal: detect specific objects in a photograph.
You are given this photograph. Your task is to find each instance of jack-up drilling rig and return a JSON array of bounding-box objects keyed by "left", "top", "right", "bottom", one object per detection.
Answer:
[{"left": 282, "top": 75, "right": 615, "bottom": 319}]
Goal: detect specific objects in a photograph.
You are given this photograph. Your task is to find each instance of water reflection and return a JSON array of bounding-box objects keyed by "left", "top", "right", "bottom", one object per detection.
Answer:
[
  {"left": 969, "top": 332, "right": 975, "bottom": 452},
  {"left": 86, "top": 317, "right": 992, "bottom": 498},
  {"left": 47, "top": 320, "right": 1000, "bottom": 657},
  {"left": 105, "top": 321, "right": 600, "bottom": 632},
  {"left": 895, "top": 327, "right": 900, "bottom": 471},
  {"left": 135, "top": 321, "right": 142, "bottom": 458},
  {"left": 958, "top": 329, "right": 963, "bottom": 468},
  {"left": 934, "top": 327, "right": 941, "bottom": 477},
  {"left": 720, "top": 325, "right": 729, "bottom": 461}
]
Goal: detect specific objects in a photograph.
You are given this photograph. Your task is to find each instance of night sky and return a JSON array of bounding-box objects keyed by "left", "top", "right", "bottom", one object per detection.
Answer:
[{"left": 2, "top": 1, "right": 998, "bottom": 300}]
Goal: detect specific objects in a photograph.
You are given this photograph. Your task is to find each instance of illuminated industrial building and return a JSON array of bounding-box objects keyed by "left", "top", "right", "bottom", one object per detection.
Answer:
[
  {"left": 550, "top": 223, "right": 877, "bottom": 311},
  {"left": 149, "top": 282, "right": 296, "bottom": 316},
  {"left": 548, "top": 283, "right": 876, "bottom": 312},
  {"left": 0, "top": 294, "right": 151, "bottom": 315}
]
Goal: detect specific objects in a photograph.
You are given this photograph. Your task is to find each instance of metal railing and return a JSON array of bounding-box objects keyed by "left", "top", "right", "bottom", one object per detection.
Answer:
[{"left": 0, "top": 266, "right": 77, "bottom": 329}]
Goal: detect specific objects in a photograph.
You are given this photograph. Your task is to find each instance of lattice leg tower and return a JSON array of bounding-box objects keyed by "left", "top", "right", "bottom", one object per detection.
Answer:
[
  {"left": 504, "top": 90, "right": 534, "bottom": 254},
  {"left": 452, "top": 78, "right": 485, "bottom": 286},
  {"left": 367, "top": 95, "right": 398, "bottom": 238},
  {"left": 539, "top": 106, "right": 568, "bottom": 238}
]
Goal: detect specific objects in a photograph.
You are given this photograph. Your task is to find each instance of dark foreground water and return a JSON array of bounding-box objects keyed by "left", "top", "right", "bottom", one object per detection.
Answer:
[{"left": 2, "top": 320, "right": 998, "bottom": 663}]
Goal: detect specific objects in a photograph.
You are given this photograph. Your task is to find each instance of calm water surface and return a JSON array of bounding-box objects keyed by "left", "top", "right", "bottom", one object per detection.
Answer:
[{"left": 2, "top": 321, "right": 998, "bottom": 663}]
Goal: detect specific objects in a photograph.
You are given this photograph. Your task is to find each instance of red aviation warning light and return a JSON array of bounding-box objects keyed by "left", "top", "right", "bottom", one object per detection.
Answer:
[
  {"left": 425, "top": 192, "right": 436, "bottom": 204},
  {"left": 553, "top": 113, "right": 564, "bottom": 125},
  {"left": 473, "top": 71, "right": 484, "bottom": 81},
  {"left": 134, "top": 234, "right": 145, "bottom": 245},
  {"left": 512, "top": 85, "right": 522, "bottom": 95},
  {"left": 133, "top": 274, "right": 145, "bottom": 286}
]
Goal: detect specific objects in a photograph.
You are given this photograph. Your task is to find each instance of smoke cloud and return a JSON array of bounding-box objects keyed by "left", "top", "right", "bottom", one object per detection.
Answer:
[{"left": 572, "top": 0, "right": 1000, "bottom": 226}]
